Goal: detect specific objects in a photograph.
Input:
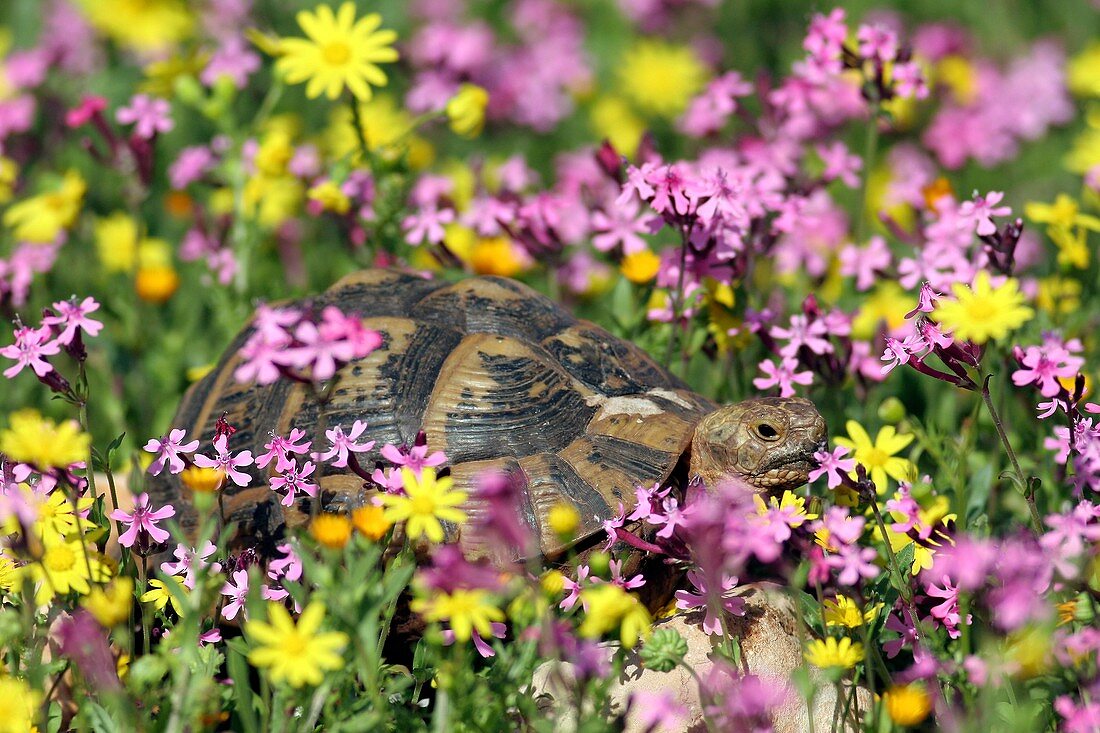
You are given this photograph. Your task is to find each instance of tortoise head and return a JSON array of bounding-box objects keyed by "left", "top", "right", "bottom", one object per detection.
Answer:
[{"left": 688, "top": 397, "right": 827, "bottom": 492}]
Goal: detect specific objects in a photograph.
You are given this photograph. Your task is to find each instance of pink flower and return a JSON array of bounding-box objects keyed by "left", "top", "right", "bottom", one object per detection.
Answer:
[
  {"left": 753, "top": 357, "right": 813, "bottom": 397},
  {"left": 255, "top": 429, "right": 311, "bottom": 473},
  {"left": 169, "top": 146, "right": 216, "bottom": 189},
  {"left": 110, "top": 493, "right": 175, "bottom": 547},
  {"left": 144, "top": 428, "right": 200, "bottom": 476},
  {"left": 270, "top": 460, "right": 318, "bottom": 507},
  {"left": 402, "top": 204, "right": 455, "bottom": 246},
  {"left": 808, "top": 447, "right": 856, "bottom": 489},
  {"left": 628, "top": 691, "right": 688, "bottom": 732},
  {"left": 221, "top": 570, "right": 250, "bottom": 621},
  {"left": 817, "top": 141, "right": 862, "bottom": 188},
  {"left": 674, "top": 570, "right": 745, "bottom": 636},
  {"left": 559, "top": 564, "right": 590, "bottom": 611},
  {"left": 880, "top": 333, "right": 926, "bottom": 375},
  {"left": 441, "top": 623, "right": 506, "bottom": 658},
  {"left": 201, "top": 36, "right": 261, "bottom": 89},
  {"left": 926, "top": 576, "right": 967, "bottom": 639},
  {"left": 160, "top": 540, "right": 221, "bottom": 589},
  {"left": 770, "top": 314, "right": 832, "bottom": 357},
  {"left": 65, "top": 95, "right": 107, "bottom": 128},
  {"left": 1012, "top": 344, "right": 1084, "bottom": 397},
  {"left": 43, "top": 297, "right": 103, "bottom": 345},
  {"left": 286, "top": 307, "right": 382, "bottom": 381},
  {"left": 314, "top": 421, "right": 375, "bottom": 468},
  {"left": 827, "top": 544, "right": 879, "bottom": 586},
  {"left": 116, "top": 94, "right": 174, "bottom": 139},
  {"left": 839, "top": 236, "right": 891, "bottom": 291},
  {"left": 958, "top": 190, "right": 1010, "bottom": 237},
  {"left": 591, "top": 198, "right": 651, "bottom": 255},
  {"left": 380, "top": 442, "right": 446, "bottom": 476},
  {"left": 1, "top": 324, "right": 60, "bottom": 378},
  {"left": 193, "top": 434, "right": 255, "bottom": 487},
  {"left": 856, "top": 24, "right": 898, "bottom": 62}
]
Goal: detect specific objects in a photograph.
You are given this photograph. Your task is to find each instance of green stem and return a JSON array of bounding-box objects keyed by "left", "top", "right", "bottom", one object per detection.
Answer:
[
  {"left": 663, "top": 227, "right": 691, "bottom": 370},
  {"left": 979, "top": 375, "right": 1042, "bottom": 533},
  {"left": 854, "top": 101, "right": 881, "bottom": 246},
  {"left": 348, "top": 95, "right": 371, "bottom": 164}
]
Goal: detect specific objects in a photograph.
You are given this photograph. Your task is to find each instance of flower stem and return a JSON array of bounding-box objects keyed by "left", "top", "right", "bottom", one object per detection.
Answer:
[
  {"left": 664, "top": 226, "right": 691, "bottom": 370},
  {"left": 854, "top": 102, "right": 881, "bottom": 246},
  {"left": 349, "top": 95, "right": 371, "bottom": 165},
  {"left": 979, "top": 375, "right": 1042, "bottom": 533}
]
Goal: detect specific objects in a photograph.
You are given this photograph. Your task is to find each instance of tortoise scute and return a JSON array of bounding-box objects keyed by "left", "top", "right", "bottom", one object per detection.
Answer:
[{"left": 148, "top": 270, "right": 713, "bottom": 558}]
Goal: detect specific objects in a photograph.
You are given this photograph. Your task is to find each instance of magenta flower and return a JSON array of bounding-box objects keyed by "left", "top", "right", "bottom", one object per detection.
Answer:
[
  {"left": 43, "top": 297, "right": 103, "bottom": 345},
  {"left": 808, "top": 446, "right": 856, "bottom": 489},
  {"left": 591, "top": 198, "right": 651, "bottom": 255},
  {"left": 880, "top": 333, "right": 926, "bottom": 375},
  {"left": 856, "top": 23, "right": 898, "bottom": 62},
  {"left": 116, "top": 94, "right": 174, "bottom": 139},
  {"left": 770, "top": 314, "right": 833, "bottom": 358},
  {"left": 193, "top": 435, "right": 255, "bottom": 487},
  {"left": 602, "top": 559, "right": 645, "bottom": 590},
  {"left": 559, "top": 564, "right": 590, "bottom": 611},
  {"left": 1, "top": 324, "right": 60, "bottom": 378},
  {"left": 144, "top": 428, "right": 200, "bottom": 476},
  {"left": 402, "top": 204, "right": 455, "bottom": 246},
  {"left": 926, "top": 576, "right": 967, "bottom": 639},
  {"left": 905, "top": 284, "right": 943, "bottom": 319},
  {"left": 110, "top": 492, "right": 175, "bottom": 548},
  {"left": 220, "top": 569, "right": 250, "bottom": 621},
  {"left": 314, "top": 421, "right": 375, "bottom": 468},
  {"left": 379, "top": 442, "right": 447, "bottom": 476},
  {"left": 958, "top": 190, "right": 1011, "bottom": 236},
  {"left": 270, "top": 460, "right": 318, "bottom": 507},
  {"left": 65, "top": 95, "right": 107, "bottom": 128},
  {"left": 827, "top": 544, "right": 880, "bottom": 586},
  {"left": 160, "top": 540, "right": 221, "bottom": 590},
  {"left": 674, "top": 570, "right": 745, "bottom": 636},
  {"left": 753, "top": 357, "right": 813, "bottom": 397},
  {"left": 817, "top": 141, "right": 863, "bottom": 188},
  {"left": 839, "top": 235, "right": 891, "bottom": 291},
  {"left": 1012, "top": 343, "right": 1084, "bottom": 397},
  {"left": 441, "top": 623, "right": 506, "bottom": 658},
  {"left": 255, "top": 428, "right": 311, "bottom": 473},
  {"left": 169, "top": 146, "right": 216, "bottom": 189}
]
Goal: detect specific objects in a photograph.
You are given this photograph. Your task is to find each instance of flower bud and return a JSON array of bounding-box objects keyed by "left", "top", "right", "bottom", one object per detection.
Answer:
[
  {"left": 877, "top": 396, "right": 906, "bottom": 424},
  {"left": 639, "top": 628, "right": 688, "bottom": 672}
]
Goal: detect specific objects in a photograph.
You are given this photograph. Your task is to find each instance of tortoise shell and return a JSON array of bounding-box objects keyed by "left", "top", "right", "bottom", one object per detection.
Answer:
[{"left": 148, "top": 269, "right": 716, "bottom": 558}]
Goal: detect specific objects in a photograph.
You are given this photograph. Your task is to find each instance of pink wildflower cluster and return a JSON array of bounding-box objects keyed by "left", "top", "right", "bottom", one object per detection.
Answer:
[
  {"left": 1, "top": 296, "right": 103, "bottom": 395},
  {"left": 234, "top": 304, "right": 382, "bottom": 385}
]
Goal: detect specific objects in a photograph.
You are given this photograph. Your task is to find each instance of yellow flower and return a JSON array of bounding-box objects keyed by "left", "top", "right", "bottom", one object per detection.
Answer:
[
  {"left": 380, "top": 467, "right": 468, "bottom": 544},
  {"left": 590, "top": 95, "right": 645, "bottom": 158},
  {"left": 140, "top": 51, "right": 208, "bottom": 97},
  {"left": 75, "top": 0, "right": 193, "bottom": 52},
  {"left": 884, "top": 683, "right": 933, "bottom": 726},
  {"left": 30, "top": 489, "right": 95, "bottom": 539},
  {"left": 851, "top": 282, "right": 910, "bottom": 340},
  {"left": 0, "top": 410, "right": 91, "bottom": 470},
  {"left": 307, "top": 180, "right": 351, "bottom": 215},
  {"left": 310, "top": 513, "right": 353, "bottom": 549},
  {"left": 1069, "top": 42, "right": 1100, "bottom": 97},
  {"left": 180, "top": 466, "right": 224, "bottom": 493},
  {"left": 1037, "top": 276, "right": 1082, "bottom": 315},
  {"left": 468, "top": 237, "right": 528, "bottom": 278},
  {"left": 446, "top": 84, "right": 489, "bottom": 138},
  {"left": 934, "top": 271, "right": 1034, "bottom": 344},
  {"left": 804, "top": 636, "right": 864, "bottom": 669},
  {"left": 246, "top": 601, "right": 348, "bottom": 688},
  {"left": 540, "top": 570, "right": 566, "bottom": 596},
  {"left": 834, "top": 420, "right": 915, "bottom": 494},
  {"left": 94, "top": 211, "right": 140, "bottom": 273},
  {"left": 243, "top": 174, "right": 304, "bottom": 228},
  {"left": 411, "top": 588, "right": 504, "bottom": 643},
  {"left": 351, "top": 505, "right": 392, "bottom": 541},
  {"left": 577, "top": 583, "right": 652, "bottom": 648},
  {"left": 0, "top": 156, "right": 18, "bottom": 203},
  {"left": 883, "top": 494, "right": 955, "bottom": 575},
  {"left": 136, "top": 266, "right": 181, "bottom": 303},
  {"left": 0, "top": 552, "right": 18, "bottom": 593},
  {"left": 275, "top": 2, "right": 398, "bottom": 101},
  {"left": 27, "top": 536, "right": 111, "bottom": 605},
  {"left": 618, "top": 40, "right": 707, "bottom": 118},
  {"left": 823, "top": 596, "right": 880, "bottom": 628},
  {"left": 621, "top": 250, "right": 661, "bottom": 284},
  {"left": 548, "top": 503, "right": 581, "bottom": 537},
  {"left": 754, "top": 490, "right": 818, "bottom": 523},
  {"left": 4, "top": 169, "right": 86, "bottom": 244},
  {"left": 0, "top": 676, "right": 40, "bottom": 733},
  {"left": 141, "top": 575, "right": 188, "bottom": 614},
  {"left": 935, "top": 55, "right": 977, "bottom": 104},
  {"left": 82, "top": 577, "right": 134, "bottom": 627},
  {"left": 1025, "top": 194, "right": 1100, "bottom": 269},
  {"left": 326, "top": 95, "right": 431, "bottom": 166}
]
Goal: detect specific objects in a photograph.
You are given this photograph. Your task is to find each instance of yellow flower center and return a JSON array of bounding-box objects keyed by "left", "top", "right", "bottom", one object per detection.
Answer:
[
  {"left": 45, "top": 544, "right": 76, "bottom": 573},
  {"left": 864, "top": 447, "right": 889, "bottom": 468},
  {"left": 410, "top": 493, "right": 437, "bottom": 516},
  {"left": 963, "top": 298, "right": 997, "bottom": 322},
  {"left": 283, "top": 630, "right": 309, "bottom": 657},
  {"left": 323, "top": 42, "right": 351, "bottom": 66}
]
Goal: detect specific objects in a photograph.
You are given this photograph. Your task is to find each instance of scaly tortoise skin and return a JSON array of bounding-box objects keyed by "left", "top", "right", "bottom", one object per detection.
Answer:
[{"left": 148, "top": 269, "right": 826, "bottom": 562}]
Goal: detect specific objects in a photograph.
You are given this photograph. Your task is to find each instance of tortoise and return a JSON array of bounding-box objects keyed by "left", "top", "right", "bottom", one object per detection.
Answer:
[{"left": 149, "top": 269, "right": 826, "bottom": 572}]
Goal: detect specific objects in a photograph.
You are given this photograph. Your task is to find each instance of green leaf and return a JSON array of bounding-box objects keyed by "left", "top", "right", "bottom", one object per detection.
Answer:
[{"left": 227, "top": 646, "right": 260, "bottom": 733}]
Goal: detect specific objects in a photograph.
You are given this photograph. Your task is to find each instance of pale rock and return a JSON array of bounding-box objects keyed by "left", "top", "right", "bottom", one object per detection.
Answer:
[{"left": 532, "top": 582, "right": 870, "bottom": 732}]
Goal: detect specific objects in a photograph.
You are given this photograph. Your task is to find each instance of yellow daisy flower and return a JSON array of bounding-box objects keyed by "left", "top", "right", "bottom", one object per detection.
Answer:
[
  {"left": 884, "top": 683, "right": 933, "bottom": 726},
  {"left": 309, "top": 513, "right": 353, "bottom": 549},
  {"left": 29, "top": 489, "right": 95, "bottom": 539},
  {"left": 3, "top": 169, "right": 86, "bottom": 244},
  {"left": 411, "top": 588, "right": 505, "bottom": 643},
  {"left": 934, "top": 271, "right": 1034, "bottom": 344},
  {"left": 246, "top": 601, "right": 348, "bottom": 688},
  {"left": 75, "top": 0, "right": 193, "bottom": 53},
  {"left": 0, "top": 553, "right": 18, "bottom": 593},
  {"left": 380, "top": 467, "right": 467, "bottom": 544},
  {"left": 834, "top": 420, "right": 915, "bottom": 494},
  {"left": 27, "top": 536, "right": 111, "bottom": 605},
  {"left": 446, "top": 84, "right": 490, "bottom": 138},
  {"left": 275, "top": 2, "right": 398, "bottom": 101},
  {"left": 140, "top": 575, "right": 189, "bottom": 614},
  {"left": 577, "top": 583, "right": 652, "bottom": 648},
  {"left": 822, "top": 596, "right": 882, "bottom": 628},
  {"left": 618, "top": 40, "right": 707, "bottom": 118},
  {"left": 804, "top": 636, "right": 864, "bottom": 669},
  {"left": 351, "top": 505, "right": 392, "bottom": 541},
  {"left": 82, "top": 577, "right": 134, "bottom": 627},
  {"left": 0, "top": 676, "right": 40, "bottom": 733},
  {"left": 0, "top": 410, "right": 91, "bottom": 471}
]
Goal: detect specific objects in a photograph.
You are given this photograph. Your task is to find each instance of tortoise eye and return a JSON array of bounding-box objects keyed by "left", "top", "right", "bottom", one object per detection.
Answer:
[{"left": 756, "top": 423, "right": 780, "bottom": 441}]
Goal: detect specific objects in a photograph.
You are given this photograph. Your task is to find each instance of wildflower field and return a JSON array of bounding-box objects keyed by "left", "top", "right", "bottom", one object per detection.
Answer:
[{"left": 3, "top": 0, "right": 1100, "bottom": 730}]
